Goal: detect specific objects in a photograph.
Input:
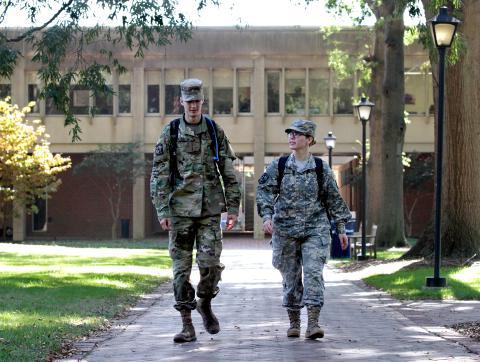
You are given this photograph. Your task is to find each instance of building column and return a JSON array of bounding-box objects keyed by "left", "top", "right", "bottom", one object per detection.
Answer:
[
  {"left": 12, "top": 57, "right": 27, "bottom": 241},
  {"left": 132, "top": 65, "right": 146, "bottom": 239},
  {"left": 253, "top": 56, "right": 266, "bottom": 240}
]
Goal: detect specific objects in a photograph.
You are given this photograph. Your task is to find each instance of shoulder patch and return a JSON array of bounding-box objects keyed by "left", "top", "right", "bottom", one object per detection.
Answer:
[
  {"left": 258, "top": 173, "right": 270, "bottom": 184},
  {"left": 155, "top": 143, "right": 164, "bottom": 156}
]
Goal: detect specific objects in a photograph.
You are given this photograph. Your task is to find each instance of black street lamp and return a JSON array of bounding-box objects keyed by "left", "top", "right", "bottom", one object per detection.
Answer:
[
  {"left": 426, "top": 6, "right": 460, "bottom": 288},
  {"left": 324, "top": 131, "right": 336, "bottom": 168},
  {"left": 354, "top": 97, "right": 374, "bottom": 261}
]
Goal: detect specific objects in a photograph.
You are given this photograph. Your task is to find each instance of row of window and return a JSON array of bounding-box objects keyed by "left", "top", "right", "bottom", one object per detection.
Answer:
[{"left": 0, "top": 68, "right": 433, "bottom": 117}]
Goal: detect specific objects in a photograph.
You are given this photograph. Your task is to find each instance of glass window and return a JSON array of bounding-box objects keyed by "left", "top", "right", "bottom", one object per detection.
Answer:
[
  {"left": 405, "top": 71, "right": 427, "bottom": 115},
  {"left": 238, "top": 70, "right": 252, "bottom": 113},
  {"left": 118, "top": 71, "right": 131, "bottom": 114},
  {"left": 46, "top": 97, "right": 63, "bottom": 115},
  {"left": 33, "top": 198, "right": 47, "bottom": 232},
  {"left": 213, "top": 69, "right": 233, "bottom": 115},
  {"left": 94, "top": 88, "right": 113, "bottom": 114},
  {"left": 333, "top": 76, "right": 353, "bottom": 114},
  {"left": 189, "top": 68, "right": 209, "bottom": 114},
  {"left": 267, "top": 71, "right": 280, "bottom": 113},
  {"left": 26, "top": 72, "right": 40, "bottom": 113},
  {"left": 70, "top": 85, "right": 90, "bottom": 114},
  {"left": 309, "top": 69, "right": 329, "bottom": 115},
  {"left": 146, "top": 70, "right": 161, "bottom": 113},
  {"left": 285, "top": 69, "right": 305, "bottom": 115},
  {"left": 0, "top": 84, "right": 11, "bottom": 99},
  {"left": 165, "top": 69, "right": 184, "bottom": 115},
  {"left": 28, "top": 84, "right": 40, "bottom": 113}
]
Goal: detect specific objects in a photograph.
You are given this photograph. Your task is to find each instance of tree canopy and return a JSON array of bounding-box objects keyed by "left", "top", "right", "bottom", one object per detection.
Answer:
[{"left": 0, "top": 0, "right": 216, "bottom": 141}]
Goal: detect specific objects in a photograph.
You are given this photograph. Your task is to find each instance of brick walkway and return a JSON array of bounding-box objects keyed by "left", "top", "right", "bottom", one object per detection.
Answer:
[{"left": 61, "top": 237, "right": 480, "bottom": 361}]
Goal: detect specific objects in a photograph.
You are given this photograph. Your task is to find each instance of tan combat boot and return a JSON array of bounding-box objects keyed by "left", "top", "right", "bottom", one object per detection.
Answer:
[
  {"left": 173, "top": 309, "right": 196, "bottom": 343},
  {"left": 197, "top": 298, "right": 220, "bottom": 334},
  {"left": 287, "top": 309, "right": 301, "bottom": 337},
  {"left": 305, "top": 306, "right": 324, "bottom": 340}
]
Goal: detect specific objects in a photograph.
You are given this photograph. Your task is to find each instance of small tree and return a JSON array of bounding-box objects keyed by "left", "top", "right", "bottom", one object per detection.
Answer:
[
  {"left": 74, "top": 143, "right": 147, "bottom": 239},
  {"left": 0, "top": 98, "right": 71, "bottom": 239}
]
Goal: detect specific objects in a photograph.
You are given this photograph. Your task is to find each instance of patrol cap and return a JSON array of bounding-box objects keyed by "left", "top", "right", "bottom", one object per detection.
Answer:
[
  {"left": 285, "top": 119, "right": 317, "bottom": 142},
  {"left": 180, "top": 78, "right": 204, "bottom": 101}
]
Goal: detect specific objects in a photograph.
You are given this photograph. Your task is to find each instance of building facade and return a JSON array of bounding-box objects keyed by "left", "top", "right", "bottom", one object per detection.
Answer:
[{"left": 2, "top": 27, "right": 435, "bottom": 240}]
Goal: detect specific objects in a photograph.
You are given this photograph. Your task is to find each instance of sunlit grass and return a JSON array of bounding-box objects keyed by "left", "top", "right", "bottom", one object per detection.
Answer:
[
  {"left": 0, "top": 241, "right": 171, "bottom": 361},
  {"left": 365, "top": 263, "right": 480, "bottom": 300}
]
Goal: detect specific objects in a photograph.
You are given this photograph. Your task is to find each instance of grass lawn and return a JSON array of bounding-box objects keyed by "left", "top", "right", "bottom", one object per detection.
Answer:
[
  {"left": 365, "top": 262, "right": 480, "bottom": 300},
  {"left": 0, "top": 240, "right": 171, "bottom": 362}
]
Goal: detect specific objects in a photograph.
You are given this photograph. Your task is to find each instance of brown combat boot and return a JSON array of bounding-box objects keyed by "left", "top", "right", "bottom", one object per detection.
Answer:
[
  {"left": 287, "top": 309, "right": 301, "bottom": 337},
  {"left": 197, "top": 298, "right": 220, "bottom": 334},
  {"left": 305, "top": 306, "right": 324, "bottom": 340},
  {"left": 173, "top": 309, "right": 196, "bottom": 343}
]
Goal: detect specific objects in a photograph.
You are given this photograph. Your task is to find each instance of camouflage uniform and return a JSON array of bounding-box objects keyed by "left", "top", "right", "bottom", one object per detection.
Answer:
[
  {"left": 256, "top": 153, "right": 351, "bottom": 310},
  {"left": 150, "top": 112, "right": 240, "bottom": 311}
]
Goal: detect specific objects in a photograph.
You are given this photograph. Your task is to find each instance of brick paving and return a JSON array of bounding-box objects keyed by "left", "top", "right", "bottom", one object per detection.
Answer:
[{"left": 61, "top": 236, "right": 480, "bottom": 361}]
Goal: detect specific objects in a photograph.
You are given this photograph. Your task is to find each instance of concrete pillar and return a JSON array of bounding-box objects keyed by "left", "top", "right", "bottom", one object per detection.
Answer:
[
  {"left": 253, "top": 56, "right": 266, "bottom": 240},
  {"left": 11, "top": 58, "right": 27, "bottom": 241},
  {"left": 132, "top": 65, "right": 146, "bottom": 239}
]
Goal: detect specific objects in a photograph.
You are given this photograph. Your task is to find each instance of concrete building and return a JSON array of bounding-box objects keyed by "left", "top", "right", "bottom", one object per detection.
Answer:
[{"left": 2, "top": 27, "right": 435, "bottom": 240}]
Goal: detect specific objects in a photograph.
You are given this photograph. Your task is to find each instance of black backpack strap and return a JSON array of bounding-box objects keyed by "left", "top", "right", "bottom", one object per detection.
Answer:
[
  {"left": 314, "top": 156, "right": 331, "bottom": 221},
  {"left": 204, "top": 116, "right": 219, "bottom": 162},
  {"left": 277, "top": 156, "right": 288, "bottom": 192},
  {"left": 168, "top": 118, "right": 181, "bottom": 187}
]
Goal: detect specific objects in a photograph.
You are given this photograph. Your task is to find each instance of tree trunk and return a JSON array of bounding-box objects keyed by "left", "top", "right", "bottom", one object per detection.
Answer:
[
  {"left": 441, "top": 0, "right": 480, "bottom": 258},
  {"left": 377, "top": 1, "right": 407, "bottom": 247},
  {"left": 419, "top": 0, "right": 480, "bottom": 259},
  {"left": 366, "top": 4, "right": 385, "bottom": 232}
]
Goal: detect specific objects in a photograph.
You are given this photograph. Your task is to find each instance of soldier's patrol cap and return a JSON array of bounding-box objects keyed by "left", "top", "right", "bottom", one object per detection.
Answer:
[
  {"left": 180, "top": 78, "right": 204, "bottom": 101},
  {"left": 285, "top": 119, "right": 317, "bottom": 140}
]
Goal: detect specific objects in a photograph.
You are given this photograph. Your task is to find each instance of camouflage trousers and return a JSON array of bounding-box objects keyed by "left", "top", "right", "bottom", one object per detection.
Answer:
[
  {"left": 271, "top": 233, "right": 329, "bottom": 310},
  {"left": 169, "top": 215, "right": 224, "bottom": 311}
]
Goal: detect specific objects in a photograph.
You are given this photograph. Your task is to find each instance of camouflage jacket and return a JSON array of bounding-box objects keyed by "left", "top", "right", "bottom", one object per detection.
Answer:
[
  {"left": 256, "top": 154, "right": 351, "bottom": 238},
  {"left": 150, "top": 116, "right": 241, "bottom": 219}
]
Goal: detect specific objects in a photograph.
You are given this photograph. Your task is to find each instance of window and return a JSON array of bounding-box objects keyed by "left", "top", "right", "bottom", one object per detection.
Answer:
[
  {"left": 70, "top": 85, "right": 90, "bottom": 114},
  {"left": 46, "top": 97, "right": 63, "bottom": 115},
  {"left": 189, "top": 68, "right": 209, "bottom": 114},
  {"left": 427, "top": 73, "right": 434, "bottom": 115},
  {"left": 28, "top": 84, "right": 40, "bottom": 113},
  {"left": 405, "top": 71, "right": 428, "bottom": 115},
  {"left": 26, "top": 72, "right": 40, "bottom": 113},
  {"left": 146, "top": 70, "right": 161, "bottom": 113},
  {"left": 267, "top": 71, "right": 280, "bottom": 113},
  {"left": 0, "top": 83, "right": 11, "bottom": 99},
  {"left": 33, "top": 198, "right": 47, "bottom": 232},
  {"left": 165, "top": 69, "right": 184, "bottom": 115},
  {"left": 118, "top": 72, "right": 131, "bottom": 114},
  {"left": 333, "top": 76, "right": 353, "bottom": 114},
  {"left": 285, "top": 69, "right": 305, "bottom": 115},
  {"left": 238, "top": 70, "right": 252, "bottom": 113},
  {"left": 119, "top": 85, "right": 131, "bottom": 113},
  {"left": 213, "top": 69, "right": 233, "bottom": 115},
  {"left": 309, "top": 69, "right": 329, "bottom": 115}
]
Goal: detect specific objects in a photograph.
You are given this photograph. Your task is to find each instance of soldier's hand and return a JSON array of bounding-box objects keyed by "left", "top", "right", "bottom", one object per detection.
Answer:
[
  {"left": 159, "top": 218, "right": 172, "bottom": 231},
  {"left": 263, "top": 219, "right": 273, "bottom": 234},
  {"left": 339, "top": 233, "right": 348, "bottom": 250},
  {"left": 226, "top": 214, "right": 237, "bottom": 231}
]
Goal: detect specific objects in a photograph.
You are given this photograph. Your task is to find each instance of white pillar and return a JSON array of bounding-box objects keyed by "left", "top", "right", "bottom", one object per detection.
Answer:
[
  {"left": 253, "top": 56, "right": 266, "bottom": 240},
  {"left": 132, "top": 65, "right": 146, "bottom": 239}
]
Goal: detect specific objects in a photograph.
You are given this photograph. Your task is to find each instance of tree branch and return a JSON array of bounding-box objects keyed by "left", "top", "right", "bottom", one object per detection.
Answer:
[
  {"left": 6, "top": 0, "right": 75, "bottom": 43},
  {"left": 0, "top": 1, "right": 14, "bottom": 24}
]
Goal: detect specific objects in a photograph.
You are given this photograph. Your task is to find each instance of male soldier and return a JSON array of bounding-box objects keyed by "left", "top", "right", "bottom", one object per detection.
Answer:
[
  {"left": 150, "top": 78, "right": 241, "bottom": 343},
  {"left": 256, "top": 119, "right": 350, "bottom": 339}
]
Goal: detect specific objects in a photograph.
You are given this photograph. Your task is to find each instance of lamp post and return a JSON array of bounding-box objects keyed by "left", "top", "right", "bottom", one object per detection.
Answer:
[
  {"left": 354, "top": 97, "right": 374, "bottom": 261},
  {"left": 324, "top": 131, "right": 336, "bottom": 168},
  {"left": 426, "top": 6, "right": 460, "bottom": 288}
]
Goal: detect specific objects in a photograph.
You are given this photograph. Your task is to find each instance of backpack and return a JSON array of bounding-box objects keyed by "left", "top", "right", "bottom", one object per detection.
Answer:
[
  {"left": 168, "top": 116, "right": 219, "bottom": 187},
  {"left": 277, "top": 155, "right": 331, "bottom": 220}
]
